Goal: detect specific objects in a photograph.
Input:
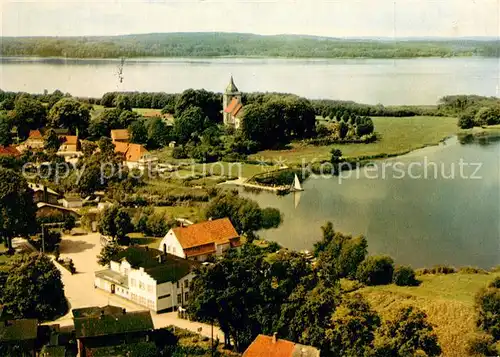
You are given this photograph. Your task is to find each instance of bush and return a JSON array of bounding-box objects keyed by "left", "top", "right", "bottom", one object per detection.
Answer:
[
  {"left": 417, "top": 265, "right": 456, "bottom": 275},
  {"left": 393, "top": 266, "right": 419, "bottom": 286},
  {"left": 475, "top": 287, "right": 500, "bottom": 339},
  {"left": 489, "top": 277, "right": 500, "bottom": 289},
  {"left": 459, "top": 266, "right": 488, "bottom": 274},
  {"left": 466, "top": 333, "right": 498, "bottom": 356},
  {"left": 356, "top": 255, "right": 394, "bottom": 286}
]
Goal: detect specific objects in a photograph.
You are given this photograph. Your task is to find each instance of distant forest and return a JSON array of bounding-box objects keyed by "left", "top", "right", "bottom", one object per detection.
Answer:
[{"left": 1, "top": 32, "right": 499, "bottom": 59}]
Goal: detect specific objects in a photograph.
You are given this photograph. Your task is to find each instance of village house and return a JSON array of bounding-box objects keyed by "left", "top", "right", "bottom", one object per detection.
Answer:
[
  {"left": 110, "top": 129, "right": 130, "bottom": 143},
  {"left": 28, "top": 182, "right": 60, "bottom": 205},
  {"left": 57, "top": 135, "right": 83, "bottom": 162},
  {"left": 0, "top": 306, "right": 38, "bottom": 357},
  {"left": 0, "top": 145, "right": 20, "bottom": 158},
  {"left": 20, "top": 130, "right": 45, "bottom": 151},
  {"left": 36, "top": 202, "right": 81, "bottom": 220},
  {"left": 158, "top": 218, "right": 241, "bottom": 262},
  {"left": 223, "top": 76, "right": 244, "bottom": 129},
  {"left": 60, "top": 196, "right": 83, "bottom": 209},
  {"left": 243, "top": 334, "right": 320, "bottom": 357},
  {"left": 94, "top": 246, "right": 198, "bottom": 311},
  {"left": 72, "top": 305, "right": 154, "bottom": 357},
  {"left": 113, "top": 141, "right": 158, "bottom": 171}
]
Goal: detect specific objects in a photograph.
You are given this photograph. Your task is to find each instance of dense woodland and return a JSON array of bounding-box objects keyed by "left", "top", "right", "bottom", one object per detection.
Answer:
[{"left": 1, "top": 33, "right": 499, "bottom": 58}]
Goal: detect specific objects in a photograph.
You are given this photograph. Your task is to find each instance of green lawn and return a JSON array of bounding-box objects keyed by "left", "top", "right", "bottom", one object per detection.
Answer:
[
  {"left": 251, "top": 116, "right": 458, "bottom": 164},
  {"left": 360, "top": 272, "right": 500, "bottom": 357},
  {"left": 153, "top": 205, "right": 203, "bottom": 222}
]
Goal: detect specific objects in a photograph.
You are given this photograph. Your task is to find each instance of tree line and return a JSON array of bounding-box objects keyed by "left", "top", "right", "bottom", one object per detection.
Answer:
[
  {"left": 188, "top": 221, "right": 442, "bottom": 356},
  {"left": 1, "top": 33, "right": 499, "bottom": 58}
]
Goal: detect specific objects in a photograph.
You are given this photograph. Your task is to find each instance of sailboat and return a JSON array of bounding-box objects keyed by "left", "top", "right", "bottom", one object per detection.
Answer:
[{"left": 291, "top": 174, "right": 304, "bottom": 192}]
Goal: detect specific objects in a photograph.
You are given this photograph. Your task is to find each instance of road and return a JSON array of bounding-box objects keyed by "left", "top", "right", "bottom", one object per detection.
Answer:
[{"left": 50, "top": 232, "right": 224, "bottom": 340}]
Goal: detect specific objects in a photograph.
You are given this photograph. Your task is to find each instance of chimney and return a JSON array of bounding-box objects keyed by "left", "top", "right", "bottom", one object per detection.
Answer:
[
  {"left": 100, "top": 310, "right": 105, "bottom": 319},
  {"left": 43, "top": 185, "right": 48, "bottom": 203},
  {"left": 163, "top": 244, "right": 166, "bottom": 254},
  {"left": 272, "top": 333, "right": 277, "bottom": 344},
  {"left": 122, "top": 308, "right": 126, "bottom": 315},
  {"left": 145, "top": 246, "right": 149, "bottom": 251}
]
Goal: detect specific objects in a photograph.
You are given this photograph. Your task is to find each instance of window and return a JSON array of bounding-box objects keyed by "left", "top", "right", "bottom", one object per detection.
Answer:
[
  {"left": 139, "top": 281, "right": 145, "bottom": 290},
  {"left": 167, "top": 245, "right": 171, "bottom": 252},
  {"left": 176, "top": 281, "right": 180, "bottom": 289},
  {"left": 184, "top": 280, "right": 189, "bottom": 288},
  {"left": 177, "top": 294, "right": 182, "bottom": 305},
  {"left": 184, "top": 292, "right": 189, "bottom": 302},
  {"left": 173, "top": 247, "right": 176, "bottom": 254}
]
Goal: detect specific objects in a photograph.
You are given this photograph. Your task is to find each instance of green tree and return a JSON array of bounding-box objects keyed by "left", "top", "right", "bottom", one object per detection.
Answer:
[
  {"left": 43, "top": 128, "right": 61, "bottom": 152},
  {"left": 330, "top": 148, "right": 343, "bottom": 164},
  {"left": 47, "top": 98, "right": 90, "bottom": 134},
  {"left": 0, "top": 168, "right": 37, "bottom": 251},
  {"left": 338, "top": 121, "right": 349, "bottom": 139},
  {"left": 356, "top": 256, "right": 395, "bottom": 286},
  {"left": 174, "top": 105, "right": 207, "bottom": 144},
  {"left": 13, "top": 97, "right": 46, "bottom": 138},
  {"left": 204, "top": 191, "right": 282, "bottom": 235},
  {"left": 475, "top": 284, "right": 500, "bottom": 339},
  {"left": 115, "top": 94, "right": 132, "bottom": 111},
  {"left": 373, "top": 306, "right": 441, "bottom": 357},
  {"left": 145, "top": 116, "right": 171, "bottom": 149},
  {"left": 97, "top": 241, "right": 124, "bottom": 266},
  {"left": 0, "top": 114, "right": 12, "bottom": 146},
  {"left": 175, "top": 89, "right": 222, "bottom": 124},
  {"left": 1, "top": 253, "right": 67, "bottom": 320},
  {"left": 129, "top": 120, "right": 148, "bottom": 145},
  {"left": 99, "top": 206, "right": 132, "bottom": 241},
  {"left": 393, "top": 266, "right": 419, "bottom": 286},
  {"left": 326, "top": 293, "right": 381, "bottom": 357}
]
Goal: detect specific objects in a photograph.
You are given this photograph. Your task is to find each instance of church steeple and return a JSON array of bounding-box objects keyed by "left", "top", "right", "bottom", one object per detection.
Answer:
[{"left": 225, "top": 75, "right": 239, "bottom": 94}]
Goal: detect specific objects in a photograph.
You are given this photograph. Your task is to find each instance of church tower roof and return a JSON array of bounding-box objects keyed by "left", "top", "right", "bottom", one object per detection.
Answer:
[{"left": 225, "top": 76, "right": 239, "bottom": 93}]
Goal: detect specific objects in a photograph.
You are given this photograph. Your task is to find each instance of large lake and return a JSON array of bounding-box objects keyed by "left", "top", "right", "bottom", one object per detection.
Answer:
[
  {"left": 1, "top": 56, "right": 499, "bottom": 268},
  {"left": 0, "top": 57, "right": 499, "bottom": 105},
  {"left": 238, "top": 135, "right": 500, "bottom": 269}
]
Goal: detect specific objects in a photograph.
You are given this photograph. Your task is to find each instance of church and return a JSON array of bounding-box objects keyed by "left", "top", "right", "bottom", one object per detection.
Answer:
[{"left": 223, "top": 76, "right": 244, "bottom": 129}]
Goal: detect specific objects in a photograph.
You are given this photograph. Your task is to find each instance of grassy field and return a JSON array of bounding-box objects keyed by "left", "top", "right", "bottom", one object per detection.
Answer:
[
  {"left": 251, "top": 116, "right": 458, "bottom": 164},
  {"left": 153, "top": 205, "right": 203, "bottom": 222},
  {"left": 360, "top": 272, "right": 500, "bottom": 357}
]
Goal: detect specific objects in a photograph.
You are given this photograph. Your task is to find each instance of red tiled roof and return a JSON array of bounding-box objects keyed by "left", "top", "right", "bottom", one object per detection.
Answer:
[
  {"left": 60, "top": 136, "right": 78, "bottom": 145},
  {"left": 224, "top": 98, "right": 239, "bottom": 114},
  {"left": 0, "top": 145, "right": 20, "bottom": 157},
  {"left": 113, "top": 142, "right": 149, "bottom": 162},
  {"left": 243, "top": 335, "right": 295, "bottom": 357},
  {"left": 28, "top": 130, "right": 43, "bottom": 139},
  {"left": 172, "top": 218, "right": 239, "bottom": 249}
]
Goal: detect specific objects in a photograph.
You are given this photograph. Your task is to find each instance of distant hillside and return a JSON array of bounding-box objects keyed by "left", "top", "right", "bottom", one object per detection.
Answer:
[{"left": 1, "top": 32, "right": 499, "bottom": 59}]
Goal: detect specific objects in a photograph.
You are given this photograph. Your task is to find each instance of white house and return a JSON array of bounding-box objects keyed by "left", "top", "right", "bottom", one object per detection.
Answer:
[
  {"left": 94, "top": 246, "right": 198, "bottom": 312},
  {"left": 60, "top": 196, "right": 83, "bottom": 209},
  {"left": 158, "top": 218, "right": 241, "bottom": 262}
]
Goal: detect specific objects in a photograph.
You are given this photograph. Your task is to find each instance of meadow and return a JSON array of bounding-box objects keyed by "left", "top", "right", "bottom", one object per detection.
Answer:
[
  {"left": 360, "top": 271, "right": 500, "bottom": 357},
  {"left": 251, "top": 116, "right": 458, "bottom": 165}
]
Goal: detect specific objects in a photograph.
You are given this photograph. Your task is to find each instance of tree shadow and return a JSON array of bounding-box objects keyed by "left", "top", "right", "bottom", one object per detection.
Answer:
[{"left": 59, "top": 240, "right": 95, "bottom": 254}]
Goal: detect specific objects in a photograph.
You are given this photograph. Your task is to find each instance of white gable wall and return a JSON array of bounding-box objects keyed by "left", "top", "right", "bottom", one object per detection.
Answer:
[{"left": 159, "top": 230, "right": 186, "bottom": 259}]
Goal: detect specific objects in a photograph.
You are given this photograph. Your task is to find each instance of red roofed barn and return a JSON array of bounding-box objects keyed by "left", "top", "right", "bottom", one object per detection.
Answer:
[
  {"left": 158, "top": 218, "right": 241, "bottom": 262},
  {"left": 243, "top": 334, "right": 320, "bottom": 357}
]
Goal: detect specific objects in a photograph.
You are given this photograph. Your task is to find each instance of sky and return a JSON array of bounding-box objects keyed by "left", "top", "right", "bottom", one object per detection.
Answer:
[{"left": 1, "top": 0, "right": 499, "bottom": 38}]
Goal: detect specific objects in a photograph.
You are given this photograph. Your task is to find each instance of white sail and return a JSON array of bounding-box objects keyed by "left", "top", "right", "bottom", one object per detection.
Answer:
[{"left": 293, "top": 174, "right": 303, "bottom": 191}]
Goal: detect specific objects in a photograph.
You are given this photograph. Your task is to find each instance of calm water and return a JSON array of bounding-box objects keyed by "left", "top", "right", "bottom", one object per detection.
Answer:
[
  {"left": 1, "top": 57, "right": 499, "bottom": 105},
  {"left": 238, "top": 136, "right": 500, "bottom": 269}
]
